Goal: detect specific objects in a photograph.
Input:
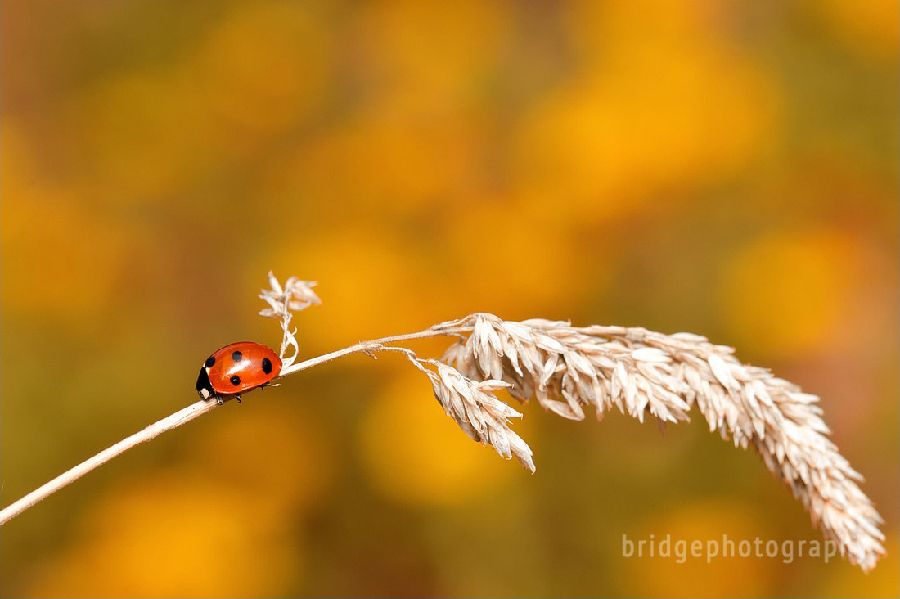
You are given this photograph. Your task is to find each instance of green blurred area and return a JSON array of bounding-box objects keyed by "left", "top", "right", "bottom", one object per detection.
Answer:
[{"left": 1, "top": 0, "right": 898, "bottom": 596}]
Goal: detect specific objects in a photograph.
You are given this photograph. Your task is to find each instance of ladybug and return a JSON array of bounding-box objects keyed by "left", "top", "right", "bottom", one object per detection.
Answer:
[{"left": 196, "top": 341, "right": 282, "bottom": 404}]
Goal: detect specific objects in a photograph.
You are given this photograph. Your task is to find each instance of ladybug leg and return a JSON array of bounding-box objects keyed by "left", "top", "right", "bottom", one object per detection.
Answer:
[
  {"left": 215, "top": 396, "right": 224, "bottom": 406},
  {"left": 235, "top": 395, "right": 242, "bottom": 403}
]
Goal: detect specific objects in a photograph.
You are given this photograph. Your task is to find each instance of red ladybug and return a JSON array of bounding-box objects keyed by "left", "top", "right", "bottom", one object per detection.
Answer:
[{"left": 196, "top": 341, "right": 282, "bottom": 404}]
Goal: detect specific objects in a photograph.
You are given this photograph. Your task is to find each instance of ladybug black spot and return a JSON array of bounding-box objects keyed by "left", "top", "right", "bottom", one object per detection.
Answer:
[
  {"left": 262, "top": 357, "right": 273, "bottom": 374},
  {"left": 205, "top": 356, "right": 215, "bottom": 368},
  {"left": 230, "top": 375, "right": 242, "bottom": 386},
  {"left": 232, "top": 350, "right": 243, "bottom": 362}
]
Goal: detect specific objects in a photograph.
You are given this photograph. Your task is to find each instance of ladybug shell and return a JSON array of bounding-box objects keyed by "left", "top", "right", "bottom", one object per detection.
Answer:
[{"left": 196, "top": 341, "right": 281, "bottom": 400}]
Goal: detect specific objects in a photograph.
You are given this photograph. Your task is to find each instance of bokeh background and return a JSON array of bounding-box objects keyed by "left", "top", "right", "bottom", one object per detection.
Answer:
[{"left": 2, "top": 0, "right": 898, "bottom": 596}]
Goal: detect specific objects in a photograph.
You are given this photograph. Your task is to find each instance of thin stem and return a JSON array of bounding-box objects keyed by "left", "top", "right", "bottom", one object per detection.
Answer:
[
  {"left": 0, "top": 400, "right": 218, "bottom": 526},
  {"left": 0, "top": 326, "right": 469, "bottom": 527},
  {"left": 279, "top": 327, "right": 469, "bottom": 376}
]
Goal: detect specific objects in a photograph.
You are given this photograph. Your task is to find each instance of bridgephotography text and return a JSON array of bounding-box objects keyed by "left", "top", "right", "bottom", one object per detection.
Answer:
[{"left": 622, "top": 533, "right": 841, "bottom": 565}]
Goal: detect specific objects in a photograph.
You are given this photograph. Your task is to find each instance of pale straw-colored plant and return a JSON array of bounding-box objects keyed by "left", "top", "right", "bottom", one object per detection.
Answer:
[{"left": 0, "top": 273, "right": 884, "bottom": 572}]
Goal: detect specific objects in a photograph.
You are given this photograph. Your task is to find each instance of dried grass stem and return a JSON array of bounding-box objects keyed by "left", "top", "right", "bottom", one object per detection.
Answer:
[
  {"left": 0, "top": 275, "right": 883, "bottom": 573},
  {"left": 0, "top": 326, "right": 467, "bottom": 527}
]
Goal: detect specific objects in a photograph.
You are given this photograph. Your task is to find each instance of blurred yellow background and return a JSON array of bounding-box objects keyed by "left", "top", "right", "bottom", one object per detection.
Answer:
[{"left": 2, "top": 0, "right": 898, "bottom": 596}]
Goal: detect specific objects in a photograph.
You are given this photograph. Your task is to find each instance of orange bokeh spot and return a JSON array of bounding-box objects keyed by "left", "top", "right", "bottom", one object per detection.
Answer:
[
  {"left": 1, "top": 127, "right": 131, "bottom": 325},
  {"left": 187, "top": 402, "right": 333, "bottom": 522},
  {"left": 28, "top": 476, "right": 300, "bottom": 597},
  {"left": 359, "top": 368, "right": 527, "bottom": 506},
  {"left": 720, "top": 228, "right": 859, "bottom": 357}
]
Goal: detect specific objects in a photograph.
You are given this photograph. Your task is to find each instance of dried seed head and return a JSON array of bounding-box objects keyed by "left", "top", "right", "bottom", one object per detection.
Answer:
[
  {"left": 259, "top": 272, "right": 321, "bottom": 369},
  {"left": 404, "top": 354, "right": 534, "bottom": 472},
  {"left": 438, "top": 313, "right": 884, "bottom": 571},
  {"left": 256, "top": 277, "right": 883, "bottom": 572}
]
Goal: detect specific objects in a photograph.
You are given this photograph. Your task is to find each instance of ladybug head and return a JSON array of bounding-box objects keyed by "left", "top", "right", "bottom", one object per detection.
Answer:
[{"left": 195, "top": 367, "right": 214, "bottom": 400}]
